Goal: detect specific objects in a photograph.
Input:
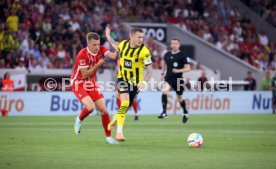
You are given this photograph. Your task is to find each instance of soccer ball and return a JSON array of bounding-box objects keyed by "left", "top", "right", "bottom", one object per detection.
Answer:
[{"left": 187, "top": 133, "right": 203, "bottom": 148}]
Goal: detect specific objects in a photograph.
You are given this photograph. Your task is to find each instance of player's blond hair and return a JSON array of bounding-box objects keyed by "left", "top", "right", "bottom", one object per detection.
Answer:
[{"left": 130, "top": 27, "right": 144, "bottom": 34}]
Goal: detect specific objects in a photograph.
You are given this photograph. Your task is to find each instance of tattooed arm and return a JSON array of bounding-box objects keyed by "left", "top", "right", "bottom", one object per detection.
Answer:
[
  {"left": 105, "top": 27, "right": 120, "bottom": 52},
  {"left": 144, "top": 64, "right": 153, "bottom": 82},
  {"left": 138, "top": 64, "right": 153, "bottom": 92}
]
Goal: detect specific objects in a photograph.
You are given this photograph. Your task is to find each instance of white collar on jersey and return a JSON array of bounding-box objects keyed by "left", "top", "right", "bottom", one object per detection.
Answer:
[{"left": 87, "top": 47, "right": 98, "bottom": 56}]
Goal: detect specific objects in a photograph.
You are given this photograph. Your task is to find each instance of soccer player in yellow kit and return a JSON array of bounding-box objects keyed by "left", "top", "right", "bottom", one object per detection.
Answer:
[{"left": 105, "top": 27, "right": 153, "bottom": 141}]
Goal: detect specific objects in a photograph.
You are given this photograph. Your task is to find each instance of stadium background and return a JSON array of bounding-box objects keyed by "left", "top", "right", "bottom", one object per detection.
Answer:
[{"left": 0, "top": 0, "right": 276, "bottom": 169}]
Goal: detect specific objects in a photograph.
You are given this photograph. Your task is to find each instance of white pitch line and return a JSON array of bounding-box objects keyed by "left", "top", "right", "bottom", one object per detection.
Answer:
[
  {"left": 0, "top": 122, "right": 185, "bottom": 125},
  {"left": 0, "top": 127, "right": 275, "bottom": 135},
  {"left": 2, "top": 121, "right": 272, "bottom": 126}
]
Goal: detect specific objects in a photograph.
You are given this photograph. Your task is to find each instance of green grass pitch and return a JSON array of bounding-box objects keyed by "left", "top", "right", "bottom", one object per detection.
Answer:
[{"left": 0, "top": 114, "right": 276, "bottom": 169}]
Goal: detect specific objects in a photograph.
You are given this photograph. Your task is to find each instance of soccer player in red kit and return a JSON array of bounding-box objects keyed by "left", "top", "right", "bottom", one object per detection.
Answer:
[
  {"left": 1, "top": 72, "right": 14, "bottom": 117},
  {"left": 71, "top": 32, "right": 118, "bottom": 144}
]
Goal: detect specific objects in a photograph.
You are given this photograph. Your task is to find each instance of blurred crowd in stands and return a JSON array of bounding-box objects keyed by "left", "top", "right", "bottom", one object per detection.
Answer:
[
  {"left": 161, "top": 0, "right": 275, "bottom": 71},
  {"left": 0, "top": 0, "right": 128, "bottom": 71},
  {"left": 0, "top": 0, "right": 276, "bottom": 72},
  {"left": 116, "top": 0, "right": 276, "bottom": 71},
  {"left": 241, "top": 0, "right": 276, "bottom": 27}
]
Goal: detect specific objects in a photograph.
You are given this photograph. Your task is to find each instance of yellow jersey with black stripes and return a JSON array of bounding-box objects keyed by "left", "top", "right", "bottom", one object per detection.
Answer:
[{"left": 117, "top": 40, "right": 152, "bottom": 86}]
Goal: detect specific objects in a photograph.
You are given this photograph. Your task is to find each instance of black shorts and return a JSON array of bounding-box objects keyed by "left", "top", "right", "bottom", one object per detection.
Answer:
[
  {"left": 273, "top": 96, "right": 276, "bottom": 106},
  {"left": 117, "top": 78, "right": 139, "bottom": 107},
  {"left": 165, "top": 76, "right": 185, "bottom": 95}
]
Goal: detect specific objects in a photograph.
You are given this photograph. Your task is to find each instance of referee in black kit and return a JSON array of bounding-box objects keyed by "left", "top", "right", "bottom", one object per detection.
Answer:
[{"left": 158, "top": 38, "right": 191, "bottom": 123}]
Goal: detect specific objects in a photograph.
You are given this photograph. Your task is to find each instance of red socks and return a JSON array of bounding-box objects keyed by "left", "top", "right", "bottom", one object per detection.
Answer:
[
  {"left": 101, "top": 113, "right": 111, "bottom": 137},
  {"left": 79, "top": 108, "right": 92, "bottom": 121},
  {"left": 1, "top": 110, "right": 8, "bottom": 117},
  {"left": 116, "top": 98, "right": 121, "bottom": 109},
  {"left": 78, "top": 107, "right": 111, "bottom": 137},
  {"left": 132, "top": 100, "right": 138, "bottom": 114}
]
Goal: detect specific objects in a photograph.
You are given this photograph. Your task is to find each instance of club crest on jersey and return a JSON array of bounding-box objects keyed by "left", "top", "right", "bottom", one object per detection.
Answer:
[
  {"left": 173, "top": 62, "right": 178, "bottom": 67},
  {"left": 170, "top": 56, "right": 173, "bottom": 59},
  {"left": 134, "top": 54, "right": 139, "bottom": 59}
]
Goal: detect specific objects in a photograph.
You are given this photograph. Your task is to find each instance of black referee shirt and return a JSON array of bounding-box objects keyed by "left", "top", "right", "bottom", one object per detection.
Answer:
[{"left": 164, "top": 50, "right": 189, "bottom": 78}]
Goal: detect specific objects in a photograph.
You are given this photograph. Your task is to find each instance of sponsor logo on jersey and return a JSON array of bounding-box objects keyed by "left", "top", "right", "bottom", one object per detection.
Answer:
[{"left": 124, "top": 59, "right": 132, "bottom": 68}]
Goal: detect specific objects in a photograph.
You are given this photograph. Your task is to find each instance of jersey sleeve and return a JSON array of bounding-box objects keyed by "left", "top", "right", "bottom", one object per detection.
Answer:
[
  {"left": 101, "top": 46, "right": 109, "bottom": 58},
  {"left": 143, "top": 48, "right": 152, "bottom": 66},
  {"left": 182, "top": 52, "right": 189, "bottom": 64},
  {"left": 77, "top": 50, "right": 89, "bottom": 68}
]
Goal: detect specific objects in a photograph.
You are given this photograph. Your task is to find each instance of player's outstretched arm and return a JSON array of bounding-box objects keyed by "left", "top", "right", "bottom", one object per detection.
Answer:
[
  {"left": 105, "top": 50, "right": 119, "bottom": 60},
  {"left": 105, "top": 27, "right": 119, "bottom": 52},
  {"left": 80, "top": 58, "right": 105, "bottom": 78}
]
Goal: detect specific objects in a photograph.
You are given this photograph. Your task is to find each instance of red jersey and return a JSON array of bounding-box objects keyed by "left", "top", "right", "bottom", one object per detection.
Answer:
[
  {"left": 71, "top": 46, "right": 108, "bottom": 86},
  {"left": 1, "top": 79, "right": 14, "bottom": 92}
]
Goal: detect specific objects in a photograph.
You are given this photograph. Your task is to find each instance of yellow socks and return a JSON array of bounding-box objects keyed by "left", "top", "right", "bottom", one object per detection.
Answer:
[{"left": 116, "top": 100, "right": 129, "bottom": 133}]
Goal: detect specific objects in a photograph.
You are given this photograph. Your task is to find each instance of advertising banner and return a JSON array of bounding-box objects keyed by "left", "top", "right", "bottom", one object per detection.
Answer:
[{"left": 0, "top": 91, "right": 273, "bottom": 116}]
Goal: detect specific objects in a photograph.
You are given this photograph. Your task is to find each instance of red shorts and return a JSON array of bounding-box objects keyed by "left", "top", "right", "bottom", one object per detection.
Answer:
[{"left": 72, "top": 83, "right": 104, "bottom": 102}]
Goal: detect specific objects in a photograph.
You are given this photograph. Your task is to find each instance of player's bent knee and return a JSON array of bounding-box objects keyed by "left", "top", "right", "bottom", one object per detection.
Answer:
[
  {"left": 176, "top": 97, "right": 182, "bottom": 101},
  {"left": 162, "top": 91, "right": 169, "bottom": 95},
  {"left": 99, "top": 108, "right": 108, "bottom": 115},
  {"left": 176, "top": 96, "right": 183, "bottom": 102},
  {"left": 86, "top": 105, "right": 94, "bottom": 112},
  {"left": 121, "top": 100, "right": 130, "bottom": 108},
  {"left": 99, "top": 111, "right": 108, "bottom": 115}
]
